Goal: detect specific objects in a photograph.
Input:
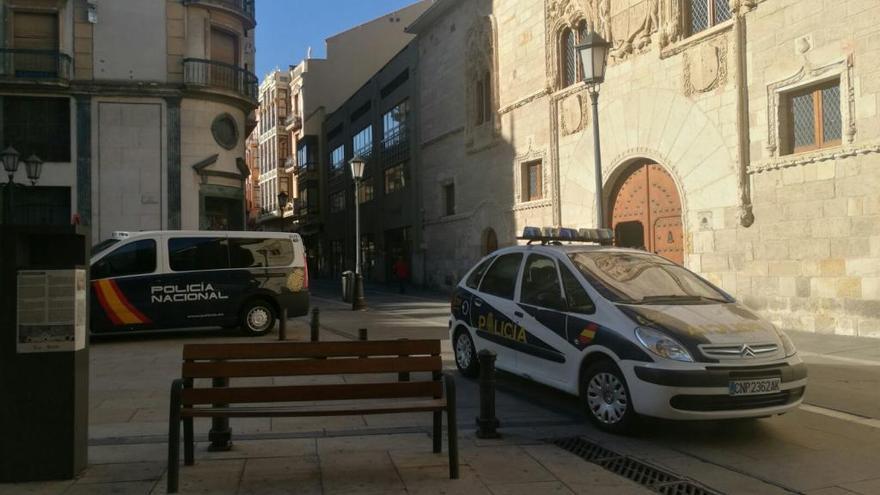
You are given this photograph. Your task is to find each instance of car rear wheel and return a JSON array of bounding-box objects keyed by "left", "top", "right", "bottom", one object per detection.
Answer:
[
  {"left": 453, "top": 329, "right": 479, "bottom": 378},
  {"left": 581, "top": 360, "right": 637, "bottom": 434},
  {"left": 240, "top": 299, "right": 276, "bottom": 336}
]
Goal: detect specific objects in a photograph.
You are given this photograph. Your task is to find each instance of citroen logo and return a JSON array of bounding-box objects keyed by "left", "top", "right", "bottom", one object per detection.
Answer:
[{"left": 741, "top": 344, "right": 756, "bottom": 358}]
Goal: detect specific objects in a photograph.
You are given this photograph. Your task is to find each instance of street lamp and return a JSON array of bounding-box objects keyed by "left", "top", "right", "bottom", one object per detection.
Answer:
[
  {"left": 2, "top": 146, "right": 20, "bottom": 183},
  {"left": 1, "top": 147, "right": 43, "bottom": 224},
  {"left": 349, "top": 155, "right": 366, "bottom": 310},
  {"left": 25, "top": 155, "right": 43, "bottom": 186},
  {"left": 576, "top": 32, "right": 611, "bottom": 229},
  {"left": 277, "top": 190, "right": 288, "bottom": 214}
]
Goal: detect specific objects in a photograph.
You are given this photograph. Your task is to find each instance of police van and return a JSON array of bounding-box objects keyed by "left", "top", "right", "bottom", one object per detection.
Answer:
[
  {"left": 89, "top": 231, "right": 309, "bottom": 336},
  {"left": 449, "top": 227, "right": 806, "bottom": 433}
]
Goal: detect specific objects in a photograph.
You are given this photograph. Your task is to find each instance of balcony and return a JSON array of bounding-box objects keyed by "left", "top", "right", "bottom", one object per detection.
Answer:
[
  {"left": 284, "top": 156, "right": 296, "bottom": 173},
  {"left": 183, "top": 0, "right": 255, "bottom": 28},
  {"left": 381, "top": 126, "right": 410, "bottom": 165},
  {"left": 293, "top": 161, "right": 319, "bottom": 179},
  {"left": 0, "top": 49, "right": 72, "bottom": 84},
  {"left": 183, "top": 58, "right": 258, "bottom": 105},
  {"left": 284, "top": 113, "right": 302, "bottom": 131}
]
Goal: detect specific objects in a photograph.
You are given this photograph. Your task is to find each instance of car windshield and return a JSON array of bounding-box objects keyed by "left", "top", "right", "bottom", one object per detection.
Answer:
[
  {"left": 92, "top": 238, "right": 120, "bottom": 256},
  {"left": 568, "top": 251, "right": 730, "bottom": 305}
]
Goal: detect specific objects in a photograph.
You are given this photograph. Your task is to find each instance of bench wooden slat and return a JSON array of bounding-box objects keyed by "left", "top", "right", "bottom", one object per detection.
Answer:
[
  {"left": 180, "top": 399, "right": 447, "bottom": 418},
  {"left": 182, "top": 355, "right": 442, "bottom": 378},
  {"left": 181, "top": 381, "right": 442, "bottom": 405},
  {"left": 183, "top": 340, "right": 440, "bottom": 360}
]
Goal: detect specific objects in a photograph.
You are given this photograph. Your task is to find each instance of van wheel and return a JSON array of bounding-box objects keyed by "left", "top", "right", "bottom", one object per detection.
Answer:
[
  {"left": 240, "top": 299, "right": 276, "bottom": 336},
  {"left": 453, "top": 329, "right": 479, "bottom": 378},
  {"left": 581, "top": 360, "right": 637, "bottom": 434}
]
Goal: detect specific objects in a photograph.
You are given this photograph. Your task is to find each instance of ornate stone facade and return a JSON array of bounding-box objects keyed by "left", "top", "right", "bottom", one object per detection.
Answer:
[{"left": 412, "top": 0, "right": 880, "bottom": 337}]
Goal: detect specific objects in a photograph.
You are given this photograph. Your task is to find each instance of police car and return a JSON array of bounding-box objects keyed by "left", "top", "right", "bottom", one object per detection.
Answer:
[
  {"left": 449, "top": 227, "right": 806, "bottom": 433},
  {"left": 90, "top": 231, "right": 309, "bottom": 336}
]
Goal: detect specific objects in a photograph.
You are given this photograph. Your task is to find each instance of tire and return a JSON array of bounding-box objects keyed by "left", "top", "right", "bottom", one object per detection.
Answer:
[
  {"left": 581, "top": 360, "right": 638, "bottom": 434},
  {"left": 240, "top": 299, "right": 276, "bottom": 336},
  {"left": 453, "top": 328, "right": 479, "bottom": 378}
]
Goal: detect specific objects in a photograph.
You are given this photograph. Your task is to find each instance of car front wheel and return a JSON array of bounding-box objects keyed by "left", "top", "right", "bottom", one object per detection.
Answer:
[
  {"left": 453, "top": 329, "right": 479, "bottom": 378},
  {"left": 581, "top": 360, "right": 637, "bottom": 433}
]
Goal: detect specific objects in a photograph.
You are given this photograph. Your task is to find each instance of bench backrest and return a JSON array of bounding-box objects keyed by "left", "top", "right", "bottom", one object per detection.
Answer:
[{"left": 179, "top": 340, "right": 443, "bottom": 406}]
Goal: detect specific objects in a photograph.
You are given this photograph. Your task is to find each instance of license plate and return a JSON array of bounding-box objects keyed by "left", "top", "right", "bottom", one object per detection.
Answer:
[{"left": 728, "top": 378, "right": 781, "bottom": 396}]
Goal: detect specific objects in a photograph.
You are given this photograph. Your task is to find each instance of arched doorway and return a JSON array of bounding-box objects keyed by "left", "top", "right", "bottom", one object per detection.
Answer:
[
  {"left": 609, "top": 162, "right": 684, "bottom": 264},
  {"left": 482, "top": 228, "right": 498, "bottom": 255}
]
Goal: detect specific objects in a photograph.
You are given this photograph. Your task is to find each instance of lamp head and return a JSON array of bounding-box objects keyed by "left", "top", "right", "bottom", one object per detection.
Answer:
[
  {"left": 1, "top": 146, "right": 20, "bottom": 175},
  {"left": 575, "top": 31, "right": 611, "bottom": 86},
  {"left": 25, "top": 155, "right": 43, "bottom": 185},
  {"left": 349, "top": 155, "right": 365, "bottom": 180}
]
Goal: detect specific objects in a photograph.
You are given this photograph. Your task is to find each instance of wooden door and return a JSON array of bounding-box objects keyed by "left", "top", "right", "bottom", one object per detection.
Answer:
[{"left": 610, "top": 163, "right": 683, "bottom": 264}]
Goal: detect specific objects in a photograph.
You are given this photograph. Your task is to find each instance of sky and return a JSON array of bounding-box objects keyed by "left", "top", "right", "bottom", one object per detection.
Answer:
[{"left": 255, "top": 0, "right": 421, "bottom": 79}]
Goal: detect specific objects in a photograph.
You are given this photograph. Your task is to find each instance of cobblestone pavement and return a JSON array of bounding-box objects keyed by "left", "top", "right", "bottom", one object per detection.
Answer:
[{"left": 3, "top": 284, "right": 880, "bottom": 494}]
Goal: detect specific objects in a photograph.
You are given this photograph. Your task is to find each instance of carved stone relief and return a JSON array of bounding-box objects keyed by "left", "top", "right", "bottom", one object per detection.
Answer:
[
  {"left": 559, "top": 93, "right": 590, "bottom": 135},
  {"left": 683, "top": 39, "right": 728, "bottom": 95}
]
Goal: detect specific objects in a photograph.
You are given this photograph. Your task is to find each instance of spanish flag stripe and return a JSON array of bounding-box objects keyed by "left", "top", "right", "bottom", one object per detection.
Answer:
[
  {"left": 107, "top": 280, "right": 151, "bottom": 324},
  {"left": 93, "top": 281, "right": 123, "bottom": 326},
  {"left": 96, "top": 280, "right": 142, "bottom": 325}
]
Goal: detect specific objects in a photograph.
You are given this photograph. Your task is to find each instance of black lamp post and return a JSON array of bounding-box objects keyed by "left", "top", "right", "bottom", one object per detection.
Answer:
[
  {"left": 1, "top": 146, "right": 43, "bottom": 224},
  {"left": 349, "top": 155, "right": 366, "bottom": 311},
  {"left": 576, "top": 32, "right": 611, "bottom": 229}
]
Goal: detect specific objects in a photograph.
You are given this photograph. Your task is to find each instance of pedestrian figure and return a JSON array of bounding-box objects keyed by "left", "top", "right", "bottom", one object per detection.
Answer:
[{"left": 392, "top": 255, "right": 409, "bottom": 294}]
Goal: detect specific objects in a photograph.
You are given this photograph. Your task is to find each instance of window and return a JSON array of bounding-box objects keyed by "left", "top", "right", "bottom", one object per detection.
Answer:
[
  {"left": 479, "top": 253, "right": 523, "bottom": 300},
  {"left": 466, "top": 256, "right": 495, "bottom": 289},
  {"left": 353, "top": 125, "right": 372, "bottom": 157},
  {"left": 329, "top": 191, "right": 345, "bottom": 212},
  {"left": 361, "top": 235, "right": 377, "bottom": 278},
  {"left": 475, "top": 71, "right": 492, "bottom": 126},
  {"left": 2, "top": 96, "right": 70, "bottom": 162},
  {"left": 523, "top": 160, "right": 543, "bottom": 201},
  {"left": 13, "top": 11, "right": 59, "bottom": 76},
  {"left": 383, "top": 100, "right": 409, "bottom": 147},
  {"left": 444, "top": 183, "right": 455, "bottom": 216},
  {"left": 229, "top": 238, "right": 294, "bottom": 268},
  {"left": 521, "top": 255, "right": 563, "bottom": 308},
  {"left": 384, "top": 163, "right": 405, "bottom": 193},
  {"left": 329, "top": 145, "right": 345, "bottom": 174},
  {"left": 358, "top": 179, "right": 374, "bottom": 204},
  {"left": 330, "top": 240, "right": 344, "bottom": 275},
  {"left": 91, "top": 240, "right": 156, "bottom": 279},
  {"left": 169, "top": 238, "right": 229, "bottom": 271},
  {"left": 559, "top": 265, "right": 595, "bottom": 314},
  {"left": 688, "top": 0, "right": 731, "bottom": 36},
  {"left": 561, "top": 28, "right": 577, "bottom": 87},
  {"left": 783, "top": 80, "right": 842, "bottom": 155}
]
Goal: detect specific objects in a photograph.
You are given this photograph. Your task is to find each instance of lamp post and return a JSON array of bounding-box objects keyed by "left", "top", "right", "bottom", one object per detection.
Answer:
[
  {"left": 1, "top": 147, "right": 43, "bottom": 224},
  {"left": 349, "top": 155, "right": 366, "bottom": 310},
  {"left": 576, "top": 32, "right": 611, "bottom": 229}
]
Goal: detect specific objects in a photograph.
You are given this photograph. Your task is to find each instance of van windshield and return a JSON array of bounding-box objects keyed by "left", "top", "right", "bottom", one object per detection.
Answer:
[
  {"left": 568, "top": 251, "right": 731, "bottom": 305},
  {"left": 92, "top": 238, "right": 120, "bottom": 256}
]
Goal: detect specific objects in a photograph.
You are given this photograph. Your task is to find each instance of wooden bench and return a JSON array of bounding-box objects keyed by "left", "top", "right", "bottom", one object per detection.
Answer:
[{"left": 167, "top": 339, "right": 458, "bottom": 493}]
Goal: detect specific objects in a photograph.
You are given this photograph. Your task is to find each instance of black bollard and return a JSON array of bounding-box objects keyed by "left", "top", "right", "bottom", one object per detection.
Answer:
[
  {"left": 207, "top": 376, "right": 233, "bottom": 451},
  {"left": 475, "top": 349, "right": 500, "bottom": 439},
  {"left": 310, "top": 307, "right": 320, "bottom": 342},
  {"left": 278, "top": 307, "right": 288, "bottom": 341},
  {"left": 358, "top": 328, "right": 368, "bottom": 341}
]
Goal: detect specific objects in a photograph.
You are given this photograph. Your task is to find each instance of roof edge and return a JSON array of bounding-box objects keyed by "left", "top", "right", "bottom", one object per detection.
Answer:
[{"left": 405, "top": 0, "right": 463, "bottom": 34}]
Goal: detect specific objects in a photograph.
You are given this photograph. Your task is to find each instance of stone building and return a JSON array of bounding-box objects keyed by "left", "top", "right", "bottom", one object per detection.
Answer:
[
  {"left": 255, "top": 69, "right": 291, "bottom": 228},
  {"left": 320, "top": 42, "right": 420, "bottom": 283},
  {"left": 0, "top": 0, "right": 258, "bottom": 240},
  {"left": 409, "top": 0, "right": 880, "bottom": 336}
]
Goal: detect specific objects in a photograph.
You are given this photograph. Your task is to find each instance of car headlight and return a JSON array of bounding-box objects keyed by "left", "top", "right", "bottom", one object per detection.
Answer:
[
  {"left": 776, "top": 328, "right": 797, "bottom": 357},
  {"left": 635, "top": 326, "right": 694, "bottom": 362}
]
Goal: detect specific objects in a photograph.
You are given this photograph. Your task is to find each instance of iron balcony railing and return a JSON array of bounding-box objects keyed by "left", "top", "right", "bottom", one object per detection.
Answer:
[
  {"left": 184, "top": 58, "right": 258, "bottom": 102},
  {"left": 0, "top": 49, "right": 72, "bottom": 82},
  {"left": 295, "top": 161, "right": 318, "bottom": 177},
  {"left": 381, "top": 126, "right": 410, "bottom": 165},
  {"left": 183, "top": 0, "right": 255, "bottom": 24}
]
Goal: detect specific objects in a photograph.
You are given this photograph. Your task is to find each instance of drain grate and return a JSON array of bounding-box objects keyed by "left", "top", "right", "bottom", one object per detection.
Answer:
[{"left": 552, "top": 437, "right": 723, "bottom": 495}]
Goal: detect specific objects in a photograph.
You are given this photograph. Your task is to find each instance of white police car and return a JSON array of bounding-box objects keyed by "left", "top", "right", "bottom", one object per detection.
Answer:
[{"left": 449, "top": 227, "right": 806, "bottom": 433}]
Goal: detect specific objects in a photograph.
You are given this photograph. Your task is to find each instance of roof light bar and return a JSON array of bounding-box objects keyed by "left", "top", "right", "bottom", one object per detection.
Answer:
[{"left": 519, "top": 226, "right": 614, "bottom": 244}]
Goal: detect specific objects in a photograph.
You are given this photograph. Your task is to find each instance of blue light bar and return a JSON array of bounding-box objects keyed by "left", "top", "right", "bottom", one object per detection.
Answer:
[
  {"left": 520, "top": 226, "right": 614, "bottom": 244},
  {"left": 522, "top": 226, "right": 542, "bottom": 239}
]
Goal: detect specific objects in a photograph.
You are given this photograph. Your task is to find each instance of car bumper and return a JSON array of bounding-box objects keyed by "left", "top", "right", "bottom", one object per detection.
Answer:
[{"left": 622, "top": 356, "right": 807, "bottom": 420}]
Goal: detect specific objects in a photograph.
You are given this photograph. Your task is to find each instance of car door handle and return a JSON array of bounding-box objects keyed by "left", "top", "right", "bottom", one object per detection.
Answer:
[
  {"left": 474, "top": 299, "right": 483, "bottom": 307},
  {"left": 514, "top": 311, "right": 524, "bottom": 318}
]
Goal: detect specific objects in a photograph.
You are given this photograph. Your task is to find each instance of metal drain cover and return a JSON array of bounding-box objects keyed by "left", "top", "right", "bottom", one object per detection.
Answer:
[{"left": 552, "top": 437, "right": 724, "bottom": 495}]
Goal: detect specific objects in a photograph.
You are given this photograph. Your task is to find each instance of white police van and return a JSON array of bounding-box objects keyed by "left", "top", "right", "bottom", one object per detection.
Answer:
[
  {"left": 449, "top": 227, "right": 806, "bottom": 432},
  {"left": 90, "top": 231, "right": 309, "bottom": 336}
]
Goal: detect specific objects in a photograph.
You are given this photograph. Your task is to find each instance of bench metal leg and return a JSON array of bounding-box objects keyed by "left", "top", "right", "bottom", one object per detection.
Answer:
[
  {"left": 167, "top": 379, "right": 183, "bottom": 493},
  {"left": 433, "top": 411, "right": 442, "bottom": 453},
  {"left": 183, "top": 417, "right": 194, "bottom": 466},
  {"left": 444, "top": 374, "right": 459, "bottom": 479}
]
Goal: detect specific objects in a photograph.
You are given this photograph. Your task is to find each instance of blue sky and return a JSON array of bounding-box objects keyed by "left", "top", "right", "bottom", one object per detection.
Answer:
[{"left": 255, "top": 0, "right": 420, "bottom": 78}]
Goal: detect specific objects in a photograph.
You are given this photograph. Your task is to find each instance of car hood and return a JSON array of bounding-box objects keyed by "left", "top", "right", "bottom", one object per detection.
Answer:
[{"left": 616, "top": 303, "right": 781, "bottom": 347}]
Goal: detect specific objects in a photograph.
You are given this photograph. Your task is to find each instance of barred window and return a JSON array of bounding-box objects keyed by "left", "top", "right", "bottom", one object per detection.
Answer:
[
  {"left": 384, "top": 163, "right": 405, "bottom": 193},
  {"left": 352, "top": 125, "right": 372, "bottom": 157},
  {"left": 783, "top": 79, "right": 842, "bottom": 155},
  {"left": 523, "top": 160, "right": 543, "bottom": 202},
  {"left": 561, "top": 28, "right": 577, "bottom": 88},
  {"left": 688, "top": 0, "right": 732, "bottom": 36},
  {"left": 329, "top": 145, "right": 344, "bottom": 174},
  {"left": 329, "top": 190, "right": 345, "bottom": 213},
  {"left": 357, "top": 179, "right": 374, "bottom": 204}
]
